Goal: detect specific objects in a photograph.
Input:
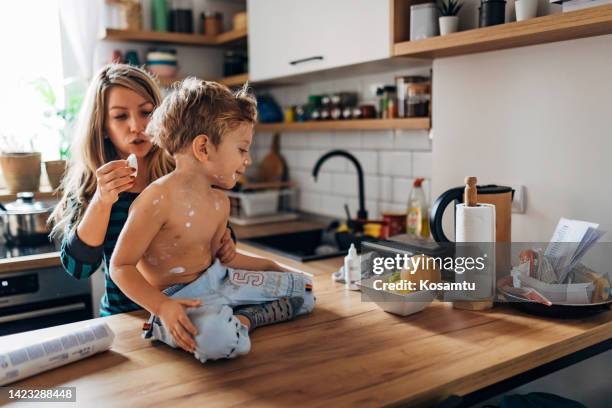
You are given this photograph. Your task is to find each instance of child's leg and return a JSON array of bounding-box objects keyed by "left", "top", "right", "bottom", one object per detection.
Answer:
[
  {"left": 150, "top": 304, "right": 251, "bottom": 363},
  {"left": 234, "top": 296, "right": 304, "bottom": 331}
]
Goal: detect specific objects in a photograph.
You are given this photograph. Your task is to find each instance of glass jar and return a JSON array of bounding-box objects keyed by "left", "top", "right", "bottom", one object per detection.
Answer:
[
  {"left": 202, "top": 11, "right": 223, "bottom": 36},
  {"left": 169, "top": 0, "right": 193, "bottom": 33},
  {"left": 406, "top": 83, "right": 431, "bottom": 117}
]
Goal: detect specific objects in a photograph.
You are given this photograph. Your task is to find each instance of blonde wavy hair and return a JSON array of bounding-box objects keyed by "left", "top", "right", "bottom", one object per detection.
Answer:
[{"left": 49, "top": 64, "right": 174, "bottom": 239}]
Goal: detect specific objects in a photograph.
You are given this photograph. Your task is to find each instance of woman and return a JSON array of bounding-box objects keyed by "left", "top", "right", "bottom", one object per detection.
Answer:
[{"left": 50, "top": 64, "right": 236, "bottom": 316}]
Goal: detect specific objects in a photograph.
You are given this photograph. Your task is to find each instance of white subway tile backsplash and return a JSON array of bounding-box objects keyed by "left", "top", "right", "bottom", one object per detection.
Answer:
[
  {"left": 393, "top": 177, "right": 414, "bottom": 204},
  {"left": 412, "top": 152, "right": 433, "bottom": 178},
  {"left": 308, "top": 132, "right": 334, "bottom": 148},
  {"left": 362, "top": 130, "right": 394, "bottom": 149},
  {"left": 332, "top": 131, "right": 362, "bottom": 149},
  {"left": 299, "top": 192, "right": 322, "bottom": 212},
  {"left": 378, "top": 177, "right": 393, "bottom": 203},
  {"left": 332, "top": 173, "right": 357, "bottom": 197},
  {"left": 379, "top": 152, "right": 412, "bottom": 177},
  {"left": 304, "top": 170, "right": 333, "bottom": 193},
  {"left": 305, "top": 151, "right": 346, "bottom": 172},
  {"left": 320, "top": 195, "right": 349, "bottom": 218},
  {"left": 283, "top": 132, "right": 312, "bottom": 148},
  {"left": 394, "top": 130, "right": 431, "bottom": 151},
  {"left": 282, "top": 149, "right": 302, "bottom": 169},
  {"left": 345, "top": 150, "right": 378, "bottom": 176},
  {"left": 365, "top": 175, "right": 382, "bottom": 201},
  {"left": 254, "top": 132, "right": 273, "bottom": 149}
]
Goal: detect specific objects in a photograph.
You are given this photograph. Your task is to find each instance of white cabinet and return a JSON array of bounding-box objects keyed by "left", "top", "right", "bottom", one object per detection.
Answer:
[{"left": 248, "top": 0, "right": 391, "bottom": 82}]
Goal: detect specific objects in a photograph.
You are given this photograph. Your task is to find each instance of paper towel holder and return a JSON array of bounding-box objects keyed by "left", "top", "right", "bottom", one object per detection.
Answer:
[{"left": 430, "top": 184, "right": 514, "bottom": 243}]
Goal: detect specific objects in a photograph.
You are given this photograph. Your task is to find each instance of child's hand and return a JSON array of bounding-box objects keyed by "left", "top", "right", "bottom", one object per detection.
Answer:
[
  {"left": 217, "top": 228, "right": 237, "bottom": 264},
  {"left": 158, "top": 298, "right": 202, "bottom": 353}
]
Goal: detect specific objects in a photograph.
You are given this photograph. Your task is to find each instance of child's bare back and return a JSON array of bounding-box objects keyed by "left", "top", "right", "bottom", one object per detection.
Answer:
[{"left": 129, "top": 171, "right": 229, "bottom": 290}]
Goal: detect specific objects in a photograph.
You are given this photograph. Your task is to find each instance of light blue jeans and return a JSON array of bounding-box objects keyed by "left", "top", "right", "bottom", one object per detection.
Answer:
[{"left": 144, "top": 259, "right": 315, "bottom": 363}]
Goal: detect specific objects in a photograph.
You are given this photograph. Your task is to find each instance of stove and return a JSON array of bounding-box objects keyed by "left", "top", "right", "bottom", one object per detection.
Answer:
[
  {"left": 0, "top": 240, "right": 93, "bottom": 336},
  {"left": 0, "top": 241, "right": 59, "bottom": 260}
]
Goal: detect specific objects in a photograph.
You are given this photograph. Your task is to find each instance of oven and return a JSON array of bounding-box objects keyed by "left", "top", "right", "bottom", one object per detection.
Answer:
[{"left": 0, "top": 264, "right": 93, "bottom": 336}]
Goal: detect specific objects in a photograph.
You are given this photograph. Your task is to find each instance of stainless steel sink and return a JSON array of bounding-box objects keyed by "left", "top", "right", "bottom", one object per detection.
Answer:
[{"left": 242, "top": 228, "right": 375, "bottom": 262}]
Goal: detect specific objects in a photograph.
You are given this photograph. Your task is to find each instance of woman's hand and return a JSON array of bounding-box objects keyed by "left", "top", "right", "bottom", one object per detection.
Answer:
[
  {"left": 93, "top": 160, "right": 136, "bottom": 207},
  {"left": 217, "top": 228, "right": 237, "bottom": 264},
  {"left": 158, "top": 298, "right": 202, "bottom": 353}
]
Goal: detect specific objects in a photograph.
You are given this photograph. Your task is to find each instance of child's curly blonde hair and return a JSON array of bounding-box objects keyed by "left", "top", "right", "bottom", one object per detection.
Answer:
[{"left": 147, "top": 78, "right": 257, "bottom": 155}]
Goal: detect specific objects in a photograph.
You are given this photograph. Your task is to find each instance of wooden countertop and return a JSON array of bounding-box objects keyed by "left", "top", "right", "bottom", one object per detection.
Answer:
[
  {"left": 2, "top": 242, "right": 611, "bottom": 407},
  {"left": 0, "top": 217, "right": 327, "bottom": 275}
]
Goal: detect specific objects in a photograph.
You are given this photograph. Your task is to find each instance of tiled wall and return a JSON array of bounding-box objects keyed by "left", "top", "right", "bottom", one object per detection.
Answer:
[{"left": 251, "top": 66, "right": 434, "bottom": 220}]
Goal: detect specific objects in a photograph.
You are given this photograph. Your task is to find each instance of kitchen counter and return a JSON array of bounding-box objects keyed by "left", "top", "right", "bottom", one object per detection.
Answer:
[
  {"left": 2, "top": 242, "right": 611, "bottom": 407},
  {"left": 0, "top": 215, "right": 329, "bottom": 275}
]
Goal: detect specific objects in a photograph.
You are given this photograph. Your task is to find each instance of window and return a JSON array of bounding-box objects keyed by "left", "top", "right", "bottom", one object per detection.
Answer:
[{"left": 0, "top": 0, "right": 66, "bottom": 161}]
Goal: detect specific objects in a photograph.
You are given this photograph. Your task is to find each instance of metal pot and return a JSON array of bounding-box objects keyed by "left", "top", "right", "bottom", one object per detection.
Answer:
[{"left": 0, "top": 192, "right": 55, "bottom": 245}]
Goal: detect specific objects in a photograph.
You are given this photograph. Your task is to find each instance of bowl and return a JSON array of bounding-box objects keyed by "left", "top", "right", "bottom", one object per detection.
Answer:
[
  {"left": 358, "top": 276, "right": 434, "bottom": 316},
  {"left": 147, "top": 64, "right": 178, "bottom": 78}
]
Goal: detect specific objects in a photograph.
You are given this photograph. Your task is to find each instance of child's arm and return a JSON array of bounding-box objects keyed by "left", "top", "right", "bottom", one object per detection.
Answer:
[
  {"left": 212, "top": 192, "right": 288, "bottom": 272},
  {"left": 110, "top": 184, "right": 200, "bottom": 352}
]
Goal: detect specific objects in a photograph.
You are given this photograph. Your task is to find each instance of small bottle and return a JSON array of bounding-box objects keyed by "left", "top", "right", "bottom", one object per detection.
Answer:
[
  {"left": 344, "top": 243, "right": 361, "bottom": 291},
  {"left": 406, "top": 178, "right": 430, "bottom": 238}
]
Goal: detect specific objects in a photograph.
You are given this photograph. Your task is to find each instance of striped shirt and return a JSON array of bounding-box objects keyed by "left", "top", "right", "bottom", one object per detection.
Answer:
[
  {"left": 60, "top": 192, "right": 141, "bottom": 316},
  {"left": 60, "top": 191, "right": 236, "bottom": 317}
]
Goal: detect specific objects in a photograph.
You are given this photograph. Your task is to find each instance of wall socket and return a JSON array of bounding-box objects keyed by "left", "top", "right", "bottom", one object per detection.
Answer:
[{"left": 511, "top": 185, "right": 526, "bottom": 214}]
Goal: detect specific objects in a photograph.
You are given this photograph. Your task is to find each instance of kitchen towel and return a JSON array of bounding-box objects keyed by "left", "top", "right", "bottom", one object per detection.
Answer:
[{"left": 453, "top": 203, "right": 496, "bottom": 301}]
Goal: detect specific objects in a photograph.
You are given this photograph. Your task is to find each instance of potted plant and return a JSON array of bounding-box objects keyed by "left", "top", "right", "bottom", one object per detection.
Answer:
[
  {"left": 437, "top": 0, "right": 463, "bottom": 36},
  {"left": 515, "top": 0, "right": 538, "bottom": 22},
  {"left": 0, "top": 135, "right": 42, "bottom": 193},
  {"left": 33, "top": 78, "right": 82, "bottom": 190}
]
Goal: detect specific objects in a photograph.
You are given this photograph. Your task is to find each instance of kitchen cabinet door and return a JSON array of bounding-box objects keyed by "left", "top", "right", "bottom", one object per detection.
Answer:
[{"left": 248, "top": 0, "right": 391, "bottom": 82}]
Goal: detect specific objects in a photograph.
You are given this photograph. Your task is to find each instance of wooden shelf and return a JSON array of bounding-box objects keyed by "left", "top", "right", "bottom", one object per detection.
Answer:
[
  {"left": 393, "top": 5, "right": 612, "bottom": 59},
  {"left": 103, "top": 28, "right": 247, "bottom": 46},
  {"left": 218, "top": 73, "right": 249, "bottom": 87},
  {"left": 216, "top": 28, "right": 248, "bottom": 45},
  {"left": 255, "top": 118, "right": 430, "bottom": 132}
]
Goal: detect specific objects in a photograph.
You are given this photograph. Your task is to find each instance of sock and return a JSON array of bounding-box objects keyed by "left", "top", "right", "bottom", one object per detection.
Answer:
[{"left": 235, "top": 297, "right": 304, "bottom": 331}]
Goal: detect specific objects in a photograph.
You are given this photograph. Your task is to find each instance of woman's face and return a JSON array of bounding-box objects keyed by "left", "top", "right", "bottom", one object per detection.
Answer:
[{"left": 104, "top": 86, "right": 155, "bottom": 159}]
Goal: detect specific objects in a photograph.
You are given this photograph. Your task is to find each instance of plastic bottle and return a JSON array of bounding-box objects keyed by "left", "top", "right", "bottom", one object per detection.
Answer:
[
  {"left": 344, "top": 243, "right": 361, "bottom": 291},
  {"left": 406, "top": 178, "right": 430, "bottom": 238}
]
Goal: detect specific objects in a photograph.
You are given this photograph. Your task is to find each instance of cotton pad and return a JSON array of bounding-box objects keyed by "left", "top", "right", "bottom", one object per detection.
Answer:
[{"left": 127, "top": 153, "right": 138, "bottom": 176}]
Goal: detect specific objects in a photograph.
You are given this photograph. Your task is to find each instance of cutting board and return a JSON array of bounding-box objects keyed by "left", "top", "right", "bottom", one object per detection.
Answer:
[{"left": 257, "top": 133, "right": 287, "bottom": 182}]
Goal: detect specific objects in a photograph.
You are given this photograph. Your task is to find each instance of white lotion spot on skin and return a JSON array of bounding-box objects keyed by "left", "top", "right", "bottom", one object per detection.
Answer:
[
  {"left": 186, "top": 222, "right": 192, "bottom": 228},
  {"left": 214, "top": 200, "right": 220, "bottom": 211},
  {"left": 152, "top": 199, "right": 160, "bottom": 205},
  {"left": 232, "top": 173, "right": 237, "bottom": 181},
  {"left": 169, "top": 267, "right": 186, "bottom": 274},
  {"left": 188, "top": 210, "right": 195, "bottom": 217},
  {"left": 127, "top": 153, "right": 138, "bottom": 176}
]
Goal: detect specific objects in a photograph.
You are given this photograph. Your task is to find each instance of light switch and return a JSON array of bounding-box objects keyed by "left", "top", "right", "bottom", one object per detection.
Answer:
[{"left": 511, "top": 185, "right": 526, "bottom": 214}]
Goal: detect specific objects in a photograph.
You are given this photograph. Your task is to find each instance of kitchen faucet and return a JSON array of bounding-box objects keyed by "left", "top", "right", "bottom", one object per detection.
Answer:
[{"left": 312, "top": 150, "right": 368, "bottom": 220}]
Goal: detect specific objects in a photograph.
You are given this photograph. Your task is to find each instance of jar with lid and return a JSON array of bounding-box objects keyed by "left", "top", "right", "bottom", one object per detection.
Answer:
[
  {"left": 223, "top": 51, "right": 247, "bottom": 76},
  {"left": 169, "top": 0, "right": 193, "bottom": 33},
  {"left": 202, "top": 11, "right": 223, "bottom": 36},
  {"left": 396, "top": 76, "right": 428, "bottom": 118},
  {"left": 406, "top": 82, "right": 431, "bottom": 117}
]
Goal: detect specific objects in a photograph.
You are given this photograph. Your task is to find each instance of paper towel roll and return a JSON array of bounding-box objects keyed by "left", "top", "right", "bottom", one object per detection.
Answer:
[
  {"left": 454, "top": 203, "right": 496, "bottom": 301},
  {"left": 456, "top": 203, "right": 496, "bottom": 243}
]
